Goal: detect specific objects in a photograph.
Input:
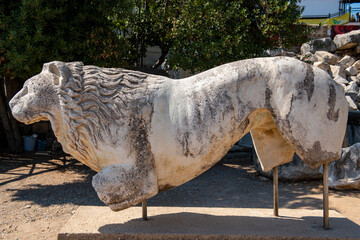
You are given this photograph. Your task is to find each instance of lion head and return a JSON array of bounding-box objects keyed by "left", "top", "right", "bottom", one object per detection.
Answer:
[
  {"left": 10, "top": 61, "right": 160, "bottom": 171},
  {"left": 9, "top": 62, "right": 68, "bottom": 125}
]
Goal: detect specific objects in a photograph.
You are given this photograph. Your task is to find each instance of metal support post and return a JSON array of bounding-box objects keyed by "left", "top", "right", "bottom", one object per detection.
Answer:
[
  {"left": 323, "top": 162, "right": 329, "bottom": 229},
  {"left": 273, "top": 166, "right": 279, "bottom": 217},
  {"left": 142, "top": 199, "right": 148, "bottom": 220}
]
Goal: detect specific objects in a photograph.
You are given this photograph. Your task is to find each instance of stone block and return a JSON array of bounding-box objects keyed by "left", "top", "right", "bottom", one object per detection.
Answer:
[
  {"left": 254, "top": 153, "right": 321, "bottom": 181},
  {"left": 300, "top": 52, "right": 318, "bottom": 63},
  {"left": 315, "top": 51, "right": 338, "bottom": 65},
  {"left": 345, "top": 82, "right": 360, "bottom": 103},
  {"left": 329, "top": 143, "right": 360, "bottom": 190},
  {"left": 313, "top": 61, "right": 330, "bottom": 72},
  {"left": 346, "top": 96, "right": 358, "bottom": 111},
  {"left": 330, "top": 65, "right": 346, "bottom": 78},
  {"left": 334, "top": 30, "right": 360, "bottom": 50},
  {"left": 353, "top": 60, "right": 360, "bottom": 70},
  {"left": 334, "top": 76, "right": 349, "bottom": 85},
  {"left": 356, "top": 45, "right": 360, "bottom": 54},
  {"left": 300, "top": 38, "right": 336, "bottom": 55},
  {"left": 347, "top": 76, "right": 358, "bottom": 84},
  {"left": 345, "top": 66, "right": 358, "bottom": 76},
  {"left": 339, "top": 55, "right": 356, "bottom": 67}
]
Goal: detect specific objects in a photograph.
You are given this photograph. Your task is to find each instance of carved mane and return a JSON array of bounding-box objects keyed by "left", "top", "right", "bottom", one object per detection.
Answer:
[{"left": 56, "top": 62, "right": 150, "bottom": 170}]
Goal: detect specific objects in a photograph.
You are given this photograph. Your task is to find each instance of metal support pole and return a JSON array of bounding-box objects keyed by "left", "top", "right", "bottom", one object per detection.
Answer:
[
  {"left": 273, "top": 166, "right": 279, "bottom": 217},
  {"left": 323, "top": 162, "right": 329, "bottom": 229},
  {"left": 350, "top": 6, "right": 352, "bottom": 22},
  {"left": 142, "top": 199, "right": 148, "bottom": 220}
]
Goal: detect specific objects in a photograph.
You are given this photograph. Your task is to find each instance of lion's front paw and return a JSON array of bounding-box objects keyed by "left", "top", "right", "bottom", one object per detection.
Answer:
[{"left": 92, "top": 164, "right": 158, "bottom": 211}]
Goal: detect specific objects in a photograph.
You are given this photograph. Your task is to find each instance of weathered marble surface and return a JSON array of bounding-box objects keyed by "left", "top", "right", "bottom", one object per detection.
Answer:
[
  {"left": 300, "top": 38, "right": 336, "bottom": 55},
  {"left": 254, "top": 153, "right": 322, "bottom": 182},
  {"left": 334, "top": 29, "right": 360, "bottom": 50},
  {"left": 9, "top": 57, "right": 348, "bottom": 211},
  {"left": 329, "top": 143, "right": 360, "bottom": 190}
]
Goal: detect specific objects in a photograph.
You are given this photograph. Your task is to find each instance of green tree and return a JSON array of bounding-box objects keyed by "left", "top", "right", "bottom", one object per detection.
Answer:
[
  {"left": 112, "top": 0, "right": 306, "bottom": 73},
  {"left": 0, "top": 0, "right": 132, "bottom": 152},
  {"left": 169, "top": 0, "right": 306, "bottom": 73},
  {"left": 110, "top": 0, "right": 183, "bottom": 68}
]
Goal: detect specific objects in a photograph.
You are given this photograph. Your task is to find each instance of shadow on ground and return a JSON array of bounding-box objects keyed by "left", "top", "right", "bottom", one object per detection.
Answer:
[
  {"left": 148, "top": 160, "right": 324, "bottom": 210},
  {"left": 1, "top": 152, "right": 359, "bottom": 209},
  {"left": 97, "top": 212, "right": 360, "bottom": 238},
  {"left": 0, "top": 152, "right": 85, "bottom": 186},
  {"left": 7, "top": 181, "right": 104, "bottom": 207},
  {"left": 0, "top": 152, "right": 103, "bottom": 206}
]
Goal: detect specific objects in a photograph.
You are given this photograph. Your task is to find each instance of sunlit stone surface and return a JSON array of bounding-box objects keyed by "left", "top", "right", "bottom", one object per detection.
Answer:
[{"left": 10, "top": 57, "right": 348, "bottom": 211}]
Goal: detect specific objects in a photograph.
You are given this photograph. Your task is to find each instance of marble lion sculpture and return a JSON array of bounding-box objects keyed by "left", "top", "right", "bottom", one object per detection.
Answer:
[{"left": 10, "top": 57, "right": 347, "bottom": 211}]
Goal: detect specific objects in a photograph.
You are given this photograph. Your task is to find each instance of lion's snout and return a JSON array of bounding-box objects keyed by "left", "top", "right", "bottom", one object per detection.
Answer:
[
  {"left": 9, "top": 97, "right": 22, "bottom": 119},
  {"left": 9, "top": 97, "right": 18, "bottom": 111},
  {"left": 9, "top": 86, "right": 28, "bottom": 110}
]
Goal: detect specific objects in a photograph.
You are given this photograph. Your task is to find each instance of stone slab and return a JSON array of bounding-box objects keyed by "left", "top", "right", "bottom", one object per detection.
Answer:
[{"left": 58, "top": 206, "right": 360, "bottom": 240}]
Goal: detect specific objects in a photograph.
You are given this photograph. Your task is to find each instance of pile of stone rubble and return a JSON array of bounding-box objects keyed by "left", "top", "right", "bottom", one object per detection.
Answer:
[
  {"left": 300, "top": 30, "right": 360, "bottom": 111},
  {"left": 252, "top": 30, "right": 360, "bottom": 189}
]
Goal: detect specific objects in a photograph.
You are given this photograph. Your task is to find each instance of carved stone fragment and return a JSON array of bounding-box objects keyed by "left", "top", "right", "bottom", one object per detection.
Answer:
[
  {"left": 329, "top": 143, "right": 360, "bottom": 190},
  {"left": 9, "top": 57, "right": 348, "bottom": 211}
]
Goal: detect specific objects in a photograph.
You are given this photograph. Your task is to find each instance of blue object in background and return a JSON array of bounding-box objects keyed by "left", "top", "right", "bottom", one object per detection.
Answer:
[
  {"left": 23, "top": 134, "right": 38, "bottom": 152},
  {"left": 36, "top": 139, "right": 47, "bottom": 151}
]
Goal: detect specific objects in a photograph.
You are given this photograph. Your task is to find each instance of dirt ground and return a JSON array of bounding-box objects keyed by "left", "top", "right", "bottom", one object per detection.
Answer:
[{"left": 1, "top": 152, "right": 360, "bottom": 240}]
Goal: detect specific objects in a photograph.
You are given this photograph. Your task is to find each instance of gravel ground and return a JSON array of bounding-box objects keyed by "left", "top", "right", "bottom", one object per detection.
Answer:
[{"left": 1, "top": 152, "right": 360, "bottom": 240}]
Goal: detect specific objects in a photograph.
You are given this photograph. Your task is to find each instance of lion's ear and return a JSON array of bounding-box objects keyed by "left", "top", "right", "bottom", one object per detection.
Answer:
[{"left": 42, "top": 61, "right": 71, "bottom": 86}]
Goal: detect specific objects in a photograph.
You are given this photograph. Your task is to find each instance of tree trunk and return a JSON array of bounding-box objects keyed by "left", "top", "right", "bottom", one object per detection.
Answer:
[
  {"left": 7, "top": 103, "right": 22, "bottom": 153},
  {"left": 0, "top": 76, "right": 23, "bottom": 153},
  {"left": 152, "top": 48, "right": 169, "bottom": 69},
  {"left": 0, "top": 82, "right": 16, "bottom": 152},
  {"left": 4, "top": 77, "right": 23, "bottom": 152}
]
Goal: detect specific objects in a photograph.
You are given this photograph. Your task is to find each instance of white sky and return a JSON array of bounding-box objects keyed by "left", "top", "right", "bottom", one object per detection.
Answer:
[{"left": 300, "top": 0, "right": 340, "bottom": 15}]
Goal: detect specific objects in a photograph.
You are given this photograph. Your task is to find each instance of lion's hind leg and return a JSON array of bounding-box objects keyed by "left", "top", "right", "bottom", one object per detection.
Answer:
[
  {"left": 92, "top": 164, "right": 158, "bottom": 211},
  {"left": 247, "top": 109, "right": 295, "bottom": 172}
]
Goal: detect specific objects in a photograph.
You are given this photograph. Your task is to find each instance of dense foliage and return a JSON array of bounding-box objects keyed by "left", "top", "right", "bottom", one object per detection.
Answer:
[
  {"left": 0, "top": 0, "right": 132, "bottom": 80},
  {"left": 168, "top": 0, "right": 306, "bottom": 72},
  {"left": 109, "top": 0, "right": 183, "bottom": 69}
]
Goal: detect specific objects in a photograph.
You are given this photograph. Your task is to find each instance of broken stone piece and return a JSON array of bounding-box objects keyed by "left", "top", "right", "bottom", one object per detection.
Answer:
[
  {"left": 356, "top": 45, "right": 360, "bottom": 54},
  {"left": 300, "top": 52, "right": 318, "bottom": 63},
  {"left": 329, "top": 143, "right": 360, "bottom": 190},
  {"left": 345, "top": 66, "right": 358, "bottom": 76},
  {"left": 347, "top": 76, "right": 358, "bottom": 84},
  {"left": 334, "top": 29, "right": 360, "bottom": 50},
  {"left": 334, "top": 76, "right": 349, "bottom": 85},
  {"left": 345, "top": 82, "right": 360, "bottom": 103},
  {"left": 353, "top": 60, "right": 360, "bottom": 70},
  {"left": 254, "top": 153, "right": 322, "bottom": 181},
  {"left": 330, "top": 65, "right": 346, "bottom": 78},
  {"left": 315, "top": 51, "right": 338, "bottom": 65},
  {"left": 300, "top": 38, "right": 336, "bottom": 55},
  {"left": 346, "top": 96, "right": 358, "bottom": 111},
  {"left": 313, "top": 61, "right": 330, "bottom": 72},
  {"left": 9, "top": 57, "right": 348, "bottom": 212},
  {"left": 338, "top": 55, "right": 356, "bottom": 68}
]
